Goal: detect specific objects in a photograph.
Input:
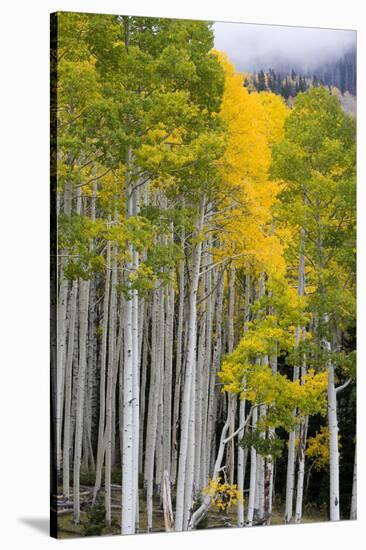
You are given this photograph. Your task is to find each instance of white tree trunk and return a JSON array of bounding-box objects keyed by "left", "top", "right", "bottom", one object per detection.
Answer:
[
  {"left": 285, "top": 224, "right": 306, "bottom": 523},
  {"left": 163, "top": 240, "right": 174, "bottom": 479},
  {"left": 247, "top": 405, "right": 258, "bottom": 526},
  {"left": 350, "top": 443, "right": 357, "bottom": 519},
  {"left": 144, "top": 282, "right": 162, "bottom": 532},
  {"left": 295, "top": 415, "right": 308, "bottom": 523},
  {"left": 72, "top": 278, "right": 90, "bottom": 524},
  {"left": 207, "top": 269, "right": 224, "bottom": 477},
  {"left": 162, "top": 470, "right": 174, "bottom": 532},
  {"left": 194, "top": 310, "right": 205, "bottom": 492},
  {"left": 131, "top": 252, "right": 140, "bottom": 529},
  {"left": 266, "top": 350, "right": 278, "bottom": 524},
  {"left": 72, "top": 183, "right": 95, "bottom": 524},
  {"left": 175, "top": 199, "right": 205, "bottom": 531},
  {"left": 62, "top": 278, "right": 78, "bottom": 500},
  {"left": 121, "top": 149, "right": 140, "bottom": 535},
  {"left": 92, "top": 239, "right": 111, "bottom": 505},
  {"left": 227, "top": 264, "right": 236, "bottom": 485},
  {"left": 284, "top": 398, "right": 298, "bottom": 524},
  {"left": 200, "top": 245, "right": 213, "bottom": 488},
  {"left": 56, "top": 181, "right": 72, "bottom": 473},
  {"left": 237, "top": 273, "right": 251, "bottom": 526},
  {"left": 62, "top": 184, "right": 82, "bottom": 499},
  {"left": 189, "top": 403, "right": 256, "bottom": 530},
  {"left": 122, "top": 279, "right": 134, "bottom": 533},
  {"left": 256, "top": 405, "right": 266, "bottom": 521},
  {"left": 105, "top": 232, "right": 118, "bottom": 525},
  {"left": 138, "top": 312, "right": 148, "bottom": 475},
  {"left": 237, "top": 393, "right": 246, "bottom": 527},
  {"left": 183, "top": 355, "right": 196, "bottom": 529},
  {"left": 327, "top": 359, "right": 340, "bottom": 521},
  {"left": 171, "top": 234, "right": 185, "bottom": 485},
  {"left": 154, "top": 304, "right": 164, "bottom": 492}
]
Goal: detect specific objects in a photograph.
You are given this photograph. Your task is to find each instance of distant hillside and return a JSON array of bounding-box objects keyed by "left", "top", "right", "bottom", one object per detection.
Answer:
[
  {"left": 244, "top": 59, "right": 356, "bottom": 117},
  {"left": 311, "top": 48, "right": 356, "bottom": 95},
  {"left": 245, "top": 47, "right": 356, "bottom": 98}
]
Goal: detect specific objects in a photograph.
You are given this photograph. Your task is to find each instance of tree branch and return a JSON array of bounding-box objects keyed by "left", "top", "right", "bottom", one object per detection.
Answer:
[{"left": 335, "top": 378, "right": 352, "bottom": 394}]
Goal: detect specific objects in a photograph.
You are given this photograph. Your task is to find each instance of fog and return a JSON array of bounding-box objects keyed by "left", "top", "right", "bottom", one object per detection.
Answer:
[{"left": 213, "top": 22, "right": 356, "bottom": 73}]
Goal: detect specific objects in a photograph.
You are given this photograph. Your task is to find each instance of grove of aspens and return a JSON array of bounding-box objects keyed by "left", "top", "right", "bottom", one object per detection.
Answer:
[{"left": 51, "top": 12, "right": 356, "bottom": 538}]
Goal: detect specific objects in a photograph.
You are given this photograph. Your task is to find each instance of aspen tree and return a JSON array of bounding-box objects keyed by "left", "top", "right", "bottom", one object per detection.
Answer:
[
  {"left": 175, "top": 199, "right": 205, "bottom": 531},
  {"left": 72, "top": 182, "right": 97, "bottom": 523},
  {"left": 171, "top": 232, "right": 185, "bottom": 485},
  {"left": 62, "top": 187, "right": 82, "bottom": 499}
]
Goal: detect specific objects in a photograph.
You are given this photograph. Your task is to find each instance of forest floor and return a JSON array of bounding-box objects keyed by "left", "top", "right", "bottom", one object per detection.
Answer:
[{"left": 57, "top": 485, "right": 328, "bottom": 539}]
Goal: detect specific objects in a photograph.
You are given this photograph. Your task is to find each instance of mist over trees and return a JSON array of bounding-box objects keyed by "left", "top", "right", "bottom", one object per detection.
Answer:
[
  {"left": 246, "top": 48, "right": 356, "bottom": 100},
  {"left": 51, "top": 12, "right": 356, "bottom": 539},
  {"left": 214, "top": 22, "right": 356, "bottom": 95}
]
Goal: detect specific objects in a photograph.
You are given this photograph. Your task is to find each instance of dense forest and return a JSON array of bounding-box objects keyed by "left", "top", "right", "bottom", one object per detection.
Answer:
[
  {"left": 247, "top": 48, "right": 356, "bottom": 98},
  {"left": 50, "top": 12, "right": 356, "bottom": 538}
]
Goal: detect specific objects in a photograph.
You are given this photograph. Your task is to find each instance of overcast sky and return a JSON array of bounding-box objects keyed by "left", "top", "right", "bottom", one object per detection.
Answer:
[{"left": 213, "top": 22, "right": 356, "bottom": 73}]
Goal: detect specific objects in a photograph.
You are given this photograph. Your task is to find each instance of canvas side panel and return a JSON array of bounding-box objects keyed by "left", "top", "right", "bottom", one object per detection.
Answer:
[{"left": 50, "top": 11, "right": 59, "bottom": 540}]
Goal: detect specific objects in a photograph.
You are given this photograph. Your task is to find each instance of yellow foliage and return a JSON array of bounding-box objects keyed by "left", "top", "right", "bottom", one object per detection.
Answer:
[
  {"left": 306, "top": 426, "right": 341, "bottom": 471},
  {"left": 210, "top": 52, "right": 289, "bottom": 277},
  {"left": 203, "top": 477, "right": 243, "bottom": 511},
  {"left": 257, "top": 91, "right": 289, "bottom": 145}
]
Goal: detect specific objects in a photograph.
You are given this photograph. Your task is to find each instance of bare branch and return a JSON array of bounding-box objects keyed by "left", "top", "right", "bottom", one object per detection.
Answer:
[{"left": 335, "top": 378, "right": 352, "bottom": 394}]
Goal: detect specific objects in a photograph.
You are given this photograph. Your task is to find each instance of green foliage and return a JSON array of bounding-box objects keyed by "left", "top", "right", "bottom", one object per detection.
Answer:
[
  {"left": 58, "top": 214, "right": 107, "bottom": 279},
  {"left": 56, "top": 10, "right": 227, "bottom": 296},
  {"left": 240, "top": 430, "right": 284, "bottom": 459},
  {"left": 271, "top": 87, "right": 356, "bottom": 332}
]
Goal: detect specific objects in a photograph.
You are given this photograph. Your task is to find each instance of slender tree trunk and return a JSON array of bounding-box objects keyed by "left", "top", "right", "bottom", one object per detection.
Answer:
[
  {"left": 350, "top": 443, "right": 357, "bottom": 519},
  {"left": 256, "top": 404, "right": 266, "bottom": 521},
  {"left": 183, "top": 353, "right": 196, "bottom": 530},
  {"left": 194, "top": 307, "right": 205, "bottom": 492},
  {"left": 285, "top": 231, "right": 305, "bottom": 523},
  {"left": 294, "top": 415, "right": 308, "bottom": 523},
  {"left": 175, "top": 198, "right": 205, "bottom": 531},
  {"left": 266, "top": 350, "right": 277, "bottom": 525},
  {"left": 131, "top": 250, "right": 140, "bottom": 530},
  {"left": 162, "top": 470, "right": 175, "bottom": 532},
  {"left": 295, "top": 343, "right": 309, "bottom": 524},
  {"left": 189, "top": 404, "right": 256, "bottom": 530},
  {"left": 237, "top": 392, "right": 247, "bottom": 527},
  {"left": 105, "top": 225, "right": 118, "bottom": 525},
  {"left": 56, "top": 181, "right": 72, "bottom": 474},
  {"left": 62, "top": 278, "right": 78, "bottom": 499},
  {"left": 72, "top": 181, "right": 96, "bottom": 524},
  {"left": 138, "top": 313, "right": 148, "bottom": 475},
  {"left": 121, "top": 148, "right": 140, "bottom": 535},
  {"left": 72, "top": 278, "right": 90, "bottom": 524},
  {"left": 92, "top": 240, "right": 111, "bottom": 505},
  {"left": 237, "top": 272, "right": 250, "bottom": 527},
  {"left": 62, "top": 186, "right": 82, "bottom": 498},
  {"left": 154, "top": 296, "right": 165, "bottom": 494},
  {"left": 163, "top": 235, "right": 174, "bottom": 479},
  {"left": 227, "top": 264, "right": 236, "bottom": 485},
  {"left": 247, "top": 405, "right": 258, "bottom": 526},
  {"left": 171, "top": 232, "right": 185, "bottom": 485},
  {"left": 144, "top": 281, "right": 162, "bottom": 532},
  {"left": 327, "top": 356, "right": 340, "bottom": 521},
  {"left": 122, "top": 274, "right": 134, "bottom": 533},
  {"left": 228, "top": 264, "right": 235, "bottom": 353},
  {"left": 284, "top": 369, "right": 298, "bottom": 524},
  {"left": 200, "top": 243, "right": 213, "bottom": 488},
  {"left": 207, "top": 269, "right": 224, "bottom": 477}
]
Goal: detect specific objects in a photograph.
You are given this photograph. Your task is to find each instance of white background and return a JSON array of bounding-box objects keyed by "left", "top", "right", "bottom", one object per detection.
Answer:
[{"left": 0, "top": 1, "right": 364, "bottom": 548}]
